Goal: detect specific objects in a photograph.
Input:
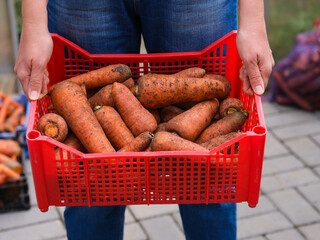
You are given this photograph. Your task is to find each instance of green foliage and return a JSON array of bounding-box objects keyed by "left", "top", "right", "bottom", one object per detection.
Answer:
[
  {"left": 15, "top": 0, "right": 22, "bottom": 33},
  {"left": 268, "top": 0, "right": 320, "bottom": 62}
]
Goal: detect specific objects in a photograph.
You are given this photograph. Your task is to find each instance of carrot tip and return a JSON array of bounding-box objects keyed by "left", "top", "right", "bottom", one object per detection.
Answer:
[
  {"left": 242, "top": 110, "right": 250, "bottom": 119},
  {"left": 227, "top": 107, "right": 237, "bottom": 115},
  {"left": 93, "top": 106, "right": 102, "bottom": 112}
]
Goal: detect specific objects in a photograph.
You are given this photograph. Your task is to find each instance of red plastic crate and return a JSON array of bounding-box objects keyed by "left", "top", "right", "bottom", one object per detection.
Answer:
[{"left": 27, "top": 31, "right": 266, "bottom": 212}]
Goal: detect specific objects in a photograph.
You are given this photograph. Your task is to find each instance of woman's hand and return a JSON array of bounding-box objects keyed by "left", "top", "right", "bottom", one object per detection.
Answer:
[
  {"left": 236, "top": 23, "right": 275, "bottom": 96},
  {"left": 14, "top": 25, "right": 53, "bottom": 101}
]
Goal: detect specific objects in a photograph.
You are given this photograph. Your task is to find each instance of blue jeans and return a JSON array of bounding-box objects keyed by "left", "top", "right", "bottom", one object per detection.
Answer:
[{"left": 48, "top": 0, "right": 238, "bottom": 239}]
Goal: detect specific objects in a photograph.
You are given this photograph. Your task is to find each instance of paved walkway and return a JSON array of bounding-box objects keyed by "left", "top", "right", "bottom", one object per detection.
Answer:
[{"left": 0, "top": 101, "right": 320, "bottom": 240}]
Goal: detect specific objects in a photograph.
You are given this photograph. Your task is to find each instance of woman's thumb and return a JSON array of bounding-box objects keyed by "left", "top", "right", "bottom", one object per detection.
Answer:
[{"left": 28, "top": 64, "right": 45, "bottom": 100}]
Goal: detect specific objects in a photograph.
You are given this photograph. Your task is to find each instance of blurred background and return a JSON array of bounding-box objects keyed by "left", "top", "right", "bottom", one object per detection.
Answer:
[{"left": 0, "top": 1, "right": 319, "bottom": 240}]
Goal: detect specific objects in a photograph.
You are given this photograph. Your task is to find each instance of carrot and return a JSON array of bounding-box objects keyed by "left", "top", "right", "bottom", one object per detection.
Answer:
[
  {"left": 145, "top": 145, "right": 152, "bottom": 152},
  {"left": 160, "top": 106, "right": 184, "bottom": 122},
  {"left": 166, "top": 99, "right": 219, "bottom": 141},
  {"left": 151, "top": 132, "right": 209, "bottom": 152},
  {"left": 137, "top": 74, "right": 225, "bottom": 109},
  {"left": 148, "top": 109, "right": 161, "bottom": 124},
  {"left": 48, "top": 64, "right": 132, "bottom": 94},
  {"left": 88, "top": 78, "right": 136, "bottom": 108},
  {"left": 154, "top": 122, "right": 169, "bottom": 133},
  {"left": 50, "top": 80, "right": 115, "bottom": 153},
  {"left": 3, "top": 105, "right": 24, "bottom": 132},
  {"left": 0, "top": 152, "right": 12, "bottom": 163},
  {"left": 0, "top": 139, "right": 21, "bottom": 157},
  {"left": 94, "top": 106, "right": 135, "bottom": 150},
  {"left": 174, "top": 101, "right": 199, "bottom": 110},
  {"left": 3, "top": 160, "right": 23, "bottom": 175},
  {"left": 118, "top": 132, "right": 154, "bottom": 152},
  {"left": 112, "top": 82, "right": 157, "bottom": 136},
  {"left": 0, "top": 97, "right": 10, "bottom": 131},
  {"left": 201, "top": 131, "right": 242, "bottom": 152},
  {"left": 203, "top": 74, "right": 231, "bottom": 100},
  {"left": 219, "top": 98, "right": 245, "bottom": 118},
  {"left": 173, "top": 67, "right": 206, "bottom": 78},
  {"left": 37, "top": 113, "right": 68, "bottom": 142},
  {"left": 0, "top": 173, "right": 6, "bottom": 184},
  {"left": 63, "top": 132, "right": 86, "bottom": 152},
  {"left": 196, "top": 110, "right": 249, "bottom": 144},
  {"left": 0, "top": 164, "right": 20, "bottom": 179}
]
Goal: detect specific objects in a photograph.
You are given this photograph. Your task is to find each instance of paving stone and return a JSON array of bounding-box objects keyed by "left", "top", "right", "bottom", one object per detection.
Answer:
[
  {"left": 141, "top": 215, "right": 184, "bottom": 240},
  {"left": 314, "top": 166, "right": 320, "bottom": 176},
  {"left": 237, "top": 196, "right": 276, "bottom": 219},
  {"left": 124, "top": 223, "right": 147, "bottom": 240},
  {"left": 265, "top": 111, "right": 318, "bottom": 129},
  {"left": 173, "top": 212, "right": 183, "bottom": 230},
  {"left": 0, "top": 220, "right": 66, "bottom": 240},
  {"left": 266, "top": 229, "right": 304, "bottom": 240},
  {"left": 261, "top": 168, "right": 319, "bottom": 193},
  {"left": 312, "top": 133, "right": 320, "bottom": 145},
  {"left": 262, "top": 155, "right": 303, "bottom": 176},
  {"left": 299, "top": 223, "right": 320, "bottom": 240},
  {"left": 272, "top": 120, "right": 320, "bottom": 140},
  {"left": 262, "top": 102, "right": 281, "bottom": 115},
  {"left": 56, "top": 207, "right": 66, "bottom": 220},
  {"left": 285, "top": 137, "right": 320, "bottom": 167},
  {"left": 237, "top": 212, "right": 292, "bottom": 239},
  {"left": 0, "top": 206, "right": 59, "bottom": 231},
  {"left": 24, "top": 159, "right": 33, "bottom": 175},
  {"left": 264, "top": 132, "right": 289, "bottom": 159},
  {"left": 244, "top": 237, "right": 266, "bottom": 240},
  {"left": 125, "top": 209, "right": 135, "bottom": 224},
  {"left": 298, "top": 182, "right": 320, "bottom": 212},
  {"left": 53, "top": 237, "right": 68, "bottom": 240},
  {"left": 269, "top": 189, "right": 320, "bottom": 225},
  {"left": 27, "top": 172, "right": 37, "bottom": 206},
  {"left": 129, "top": 204, "right": 179, "bottom": 220}
]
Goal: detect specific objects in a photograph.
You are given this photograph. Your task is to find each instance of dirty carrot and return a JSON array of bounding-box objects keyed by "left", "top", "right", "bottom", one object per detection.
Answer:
[
  {"left": 37, "top": 113, "right": 69, "bottom": 142},
  {"left": 219, "top": 98, "right": 245, "bottom": 118},
  {"left": 166, "top": 99, "right": 219, "bottom": 141},
  {"left": 3, "top": 105, "right": 24, "bottom": 132},
  {"left": 148, "top": 109, "right": 161, "bottom": 124},
  {"left": 3, "top": 160, "right": 23, "bottom": 175},
  {"left": 203, "top": 74, "right": 231, "bottom": 100},
  {"left": 154, "top": 122, "right": 169, "bottom": 133},
  {"left": 0, "top": 97, "right": 10, "bottom": 131},
  {"left": 137, "top": 74, "right": 225, "bottom": 109},
  {"left": 160, "top": 106, "right": 184, "bottom": 122},
  {"left": 196, "top": 110, "right": 249, "bottom": 144},
  {"left": 50, "top": 80, "right": 115, "bottom": 153},
  {"left": 88, "top": 78, "right": 136, "bottom": 108},
  {"left": 0, "top": 139, "right": 21, "bottom": 157},
  {"left": 118, "top": 132, "right": 154, "bottom": 152},
  {"left": 151, "top": 132, "right": 209, "bottom": 152},
  {"left": 173, "top": 67, "right": 206, "bottom": 78},
  {"left": 0, "top": 164, "right": 20, "bottom": 179},
  {"left": 94, "top": 106, "right": 135, "bottom": 150},
  {"left": 48, "top": 64, "right": 132, "bottom": 93},
  {"left": 63, "top": 132, "right": 86, "bottom": 153},
  {"left": 201, "top": 131, "right": 242, "bottom": 152},
  {"left": 0, "top": 152, "right": 12, "bottom": 164},
  {"left": 112, "top": 82, "right": 157, "bottom": 136}
]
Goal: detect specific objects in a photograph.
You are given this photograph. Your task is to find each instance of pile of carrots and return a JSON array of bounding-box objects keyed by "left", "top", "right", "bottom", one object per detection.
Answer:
[
  {"left": 38, "top": 64, "right": 248, "bottom": 154},
  {"left": 0, "top": 93, "right": 26, "bottom": 133},
  {"left": 0, "top": 139, "right": 23, "bottom": 185}
]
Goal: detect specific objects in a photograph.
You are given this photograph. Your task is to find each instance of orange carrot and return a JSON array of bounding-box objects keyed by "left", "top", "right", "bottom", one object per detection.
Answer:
[
  {"left": 137, "top": 74, "right": 225, "bottom": 109},
  {"left": 94, "top": 106, "right": 135, "bottom": 150},
  {"left": 0, "top": 139, "right": 21, "bottom": 157},
  {"left": 151, "top": 132, "right": 209, "bottom": 152},
  {"left": 63, "top": 132, "right": 86, "bottom": 152},
  {"left": 160, "top": 106, "right": 184, "bottom": 122},
  {"left": 174, "top": 101, "right": 199, "bottom": 110},
  {"left": 0, "top": 173, "right": 6, "bottom": 184},
  {"left": 201, "top": 131, "right": 242, "bottom": 152},
  {"left": 48, "top": 64, "right": 132, "bottom": 93},
  {"left": 88, "top": 78, "right": 135, "bottom": 108},
  {"left": 0, "top": 152, "right": 12, "bottom": 163},
  {"left": 37, "top": 113, "right": 68, "bottom": 142},
  {"left": 196, "top": 110, "right": 249, "bottom": 144},
  {"left": 0, "top": 97, "right": 10, "bottom": 131},
  {"left": 3, "top": 105, "right": 24, "bottom": 132},
  {"left": 3, "top": 160, "right": 23, "bottom": 175},
  {"left": 203, "top": 74, "right": 231, "bottom": 100},
  {"left": 112, "top": 82, "right": 157, "bottom": 136},
  {"left": 166, "top": 99, "right": 219, "bottom": 141},
  {"left": 173, "top": 67, "right": 206, "bottom": 78},
  {"left": 219, "top": 98, "right": 245, "bottom": 118},
  {"left": 148, "top": 109, "right": 161, "bottom": 124},
  {"left": 118, "top": 132, "right": 154, "bottom": 152},
  {"left": 0, "top": 164, "right": 20, "bottom": 179},
  {"left": 50, "top": 80, "right": 115, "bottom": 153},
  {"left": 154, "top": 122, "right": 169, "bottom": 133}
]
